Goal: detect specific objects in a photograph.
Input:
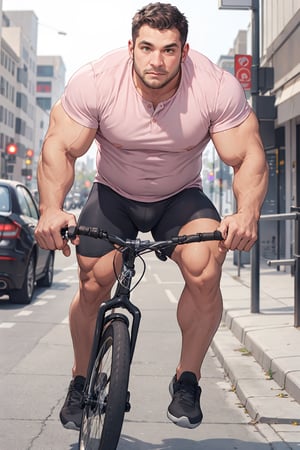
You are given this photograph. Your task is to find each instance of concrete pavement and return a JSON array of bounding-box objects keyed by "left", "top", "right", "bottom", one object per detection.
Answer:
[
  {"left": 212, "top": 250, "right": 300, "bottom": 443},
  {"left": 3, "top": 249, "right": 287, "bottom": 450}
]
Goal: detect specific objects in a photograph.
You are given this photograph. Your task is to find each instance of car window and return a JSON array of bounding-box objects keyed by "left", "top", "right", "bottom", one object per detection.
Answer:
[
  {"left": 16, "top": 186, "right": 39, "bottom": 219},
  {"left": 16, "top": 186, "right": 31, "bottom": 216},
  {"left": 23, "top": 189, "right": 39, "bottom": 219},
  {"left": 0, "top": 186, "right": 10, "bottom": 212}
]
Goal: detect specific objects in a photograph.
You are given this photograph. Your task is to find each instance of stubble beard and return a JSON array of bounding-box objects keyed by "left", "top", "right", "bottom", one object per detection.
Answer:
[{"left": 132, "top": 57, "right": 182, "bottom": 91}]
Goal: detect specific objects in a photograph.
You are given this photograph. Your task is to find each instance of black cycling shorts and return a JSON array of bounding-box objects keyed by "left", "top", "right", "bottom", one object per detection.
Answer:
[{"left": 76, "top": 183, "right": 221, "bottom": 258}]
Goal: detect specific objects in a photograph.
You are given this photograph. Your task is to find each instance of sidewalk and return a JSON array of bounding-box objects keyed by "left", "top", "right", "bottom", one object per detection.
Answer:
[{"left": 212, "top": 251, "right": 300, "bottom": 427}]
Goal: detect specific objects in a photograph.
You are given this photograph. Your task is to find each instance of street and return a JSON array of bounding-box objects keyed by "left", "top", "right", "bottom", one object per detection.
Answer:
[{"left": 0, "top": 244, "right": 284, "bottom": 449}]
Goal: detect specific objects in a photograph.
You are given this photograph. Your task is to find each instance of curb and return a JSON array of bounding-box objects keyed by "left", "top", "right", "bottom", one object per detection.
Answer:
[{"left": 212, "top": 323, "right": 300, "bottom": 424}]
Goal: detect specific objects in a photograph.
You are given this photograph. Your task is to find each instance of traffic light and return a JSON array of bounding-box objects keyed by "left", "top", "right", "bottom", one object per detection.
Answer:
[
  {"left": 6, "top": 143, "right": 18, "bottom": 163},
  {"left": 6, "top": 143, "right": 18, "bottom": 155},
  {"left": 25, "top": 149, "right": 34, "bottom": 166}
]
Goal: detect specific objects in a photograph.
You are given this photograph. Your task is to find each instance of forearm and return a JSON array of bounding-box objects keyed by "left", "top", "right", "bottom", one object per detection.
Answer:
[
  {"left": 232, "top": 154, "right": 269, "bottom": 220},
  {"left": 37, "top": 138, "right": 76, "bottom": 213},
  {"left": 212, "top": 111, "right": 269, "bottom": 251}
]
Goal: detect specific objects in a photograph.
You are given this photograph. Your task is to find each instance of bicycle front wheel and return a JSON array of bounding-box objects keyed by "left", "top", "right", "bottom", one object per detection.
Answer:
[{"left": 79, "top": 319, "right": 131, "bottom": 450}]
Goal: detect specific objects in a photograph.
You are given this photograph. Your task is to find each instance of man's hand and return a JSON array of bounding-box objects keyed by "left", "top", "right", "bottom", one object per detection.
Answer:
[
  {"left": 35, "top": 208, "right": 79, "bottom": 257},
  {"left": 217, "top": 213, "right": 258, "bottom": 253}
]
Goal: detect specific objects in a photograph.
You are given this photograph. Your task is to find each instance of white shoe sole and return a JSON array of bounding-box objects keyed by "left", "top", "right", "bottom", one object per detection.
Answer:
[
  {"left": 61, "top": 420, "right": 80, "bottom": 431},
  {"left": 167, "top": 411, "right": 201, "bottom": 429}
]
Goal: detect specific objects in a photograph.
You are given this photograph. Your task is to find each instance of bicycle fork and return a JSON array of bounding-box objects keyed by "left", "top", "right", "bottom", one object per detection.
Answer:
[
  {"left": 83, "top": 248, "right": 142, "bottom": 412},
  {"left": 83, "top": 295, "right": 141, "bottom": 411}
]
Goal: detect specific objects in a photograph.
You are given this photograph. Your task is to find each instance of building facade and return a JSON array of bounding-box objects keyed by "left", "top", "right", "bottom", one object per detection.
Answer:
[
  {"left": 36, "top": 55, "right": 66, "bottom": 113},
  {"left": 0, "top": 6, "right": 65, "bottom": 186},
  {"left": 260, "top": 0, "right": 300, "bottom": 259},
  {"left": 2, "top": 10, "right": 38, "bottom": 182},
  {"left": 215, "top": 2, "right": 299, "bottom": 262}
]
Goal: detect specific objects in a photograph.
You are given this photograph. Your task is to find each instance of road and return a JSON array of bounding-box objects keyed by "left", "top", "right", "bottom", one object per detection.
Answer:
[{"left": 0, "top": 238, "right": 282, "bottom": 449}]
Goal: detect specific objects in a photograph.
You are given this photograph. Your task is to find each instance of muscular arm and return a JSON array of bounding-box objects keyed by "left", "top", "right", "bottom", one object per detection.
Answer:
[
  {"left": 38, "top": 100, "right": 96, "bottom": 211},
  {"left": 35, "top": 101, "right": 97, "bottom": 254},
  {"left": 211, "top": 110, "right": 269, "bottom": 251}
]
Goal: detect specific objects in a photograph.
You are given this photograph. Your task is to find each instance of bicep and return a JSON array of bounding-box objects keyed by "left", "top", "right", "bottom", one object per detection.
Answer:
[
  {"left": 43, "top": 100, "right": 97, "bottom": 159},
  {"left": 211, "top": 111, "right": 264, "bottom": 169}
]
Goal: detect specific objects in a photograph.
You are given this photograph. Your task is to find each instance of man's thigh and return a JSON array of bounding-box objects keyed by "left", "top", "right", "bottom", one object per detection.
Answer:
[
  {"left": 152, "top": 188, "right": 221, "bottom": 258},
  {"left": 76, "top": 183, "right": 138, "bottom": 257}
]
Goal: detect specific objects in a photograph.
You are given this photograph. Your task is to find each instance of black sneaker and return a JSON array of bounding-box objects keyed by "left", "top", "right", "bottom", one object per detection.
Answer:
[
  {"left": 167, "top": 371, "right": 203, "bottom": 429},
  {"left": 59, "top": 375, "right": 85, "bottom": 431}
]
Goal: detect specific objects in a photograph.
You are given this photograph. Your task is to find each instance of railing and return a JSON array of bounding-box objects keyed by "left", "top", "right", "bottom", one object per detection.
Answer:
[{"left": 250, "top": 207, "right": 300, "bottom": 327}]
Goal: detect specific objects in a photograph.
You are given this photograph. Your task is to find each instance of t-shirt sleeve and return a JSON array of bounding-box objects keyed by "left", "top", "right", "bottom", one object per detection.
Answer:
[
  {"left": 61, "top": 63, "right": 99, "bottom": 129},
  {"left": 209, "top": 70, "right": 251, "bottom": 134}
]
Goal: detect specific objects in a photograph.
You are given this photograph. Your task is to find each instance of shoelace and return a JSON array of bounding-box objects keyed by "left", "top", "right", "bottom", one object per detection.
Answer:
[
  {"left": 175, "top": 381, "right": 199, "bottom": 406},
  {"left": 66, "top": 382, "right": 84, "bottom": 406}
]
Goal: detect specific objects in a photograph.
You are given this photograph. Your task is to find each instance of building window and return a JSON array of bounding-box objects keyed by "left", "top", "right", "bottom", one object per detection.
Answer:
[
  {"left": 36, "top": 81, "right": 52, "bottom": 93},
  {"left": 17, "top": 65, "right": 28, "bottom": 88},
  {"left": 36, "top": 97, "right": 52, "bottom": 111},
  {"left": 16, "top": 92, "right": 28, "bottom": 113},
  {"left": 15, "top": 117, "right": 26, "bottom": 136},
  {"left": 22, "top": 47, "right": 29, "bottom": 64},
  {"left": 0, "top": 76, "right": 7, "bottom": 96},
  {"left": 37, "top": 65, "right": 54, "bottom": 77}
]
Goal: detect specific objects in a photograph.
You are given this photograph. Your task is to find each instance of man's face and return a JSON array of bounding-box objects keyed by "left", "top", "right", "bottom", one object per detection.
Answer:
[{"left": 128, "top": 25, "right": 189, "bottom": 90}]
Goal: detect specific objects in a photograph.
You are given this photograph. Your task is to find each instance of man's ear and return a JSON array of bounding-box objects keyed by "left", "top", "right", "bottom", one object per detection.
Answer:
[
  {"left": 181, "top": 43, "right": 189, "bottom": 62},
  {"left": 128, "top": 40, "right": 134, "bottom": 58}
]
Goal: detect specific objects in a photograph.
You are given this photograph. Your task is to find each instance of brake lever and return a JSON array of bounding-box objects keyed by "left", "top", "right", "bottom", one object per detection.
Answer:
[
  {"left": 61, "top": 226, "right": 77, "bottom": 240},
  {"left": 155, "top": 249, "right": 168, "bottom": 261}
]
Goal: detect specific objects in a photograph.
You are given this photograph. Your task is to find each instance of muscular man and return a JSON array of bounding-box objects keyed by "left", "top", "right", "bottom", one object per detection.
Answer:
[{"left": 35, "top": 2, "right": 268, "bottom": 431}]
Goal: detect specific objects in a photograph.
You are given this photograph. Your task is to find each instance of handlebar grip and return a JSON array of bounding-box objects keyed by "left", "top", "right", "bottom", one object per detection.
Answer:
[
  {"left": 196, "top": 230, "right": 223, "bottom": 241},
  {"left": 212, "top": 230, "right": 223, "bottom": 241},
  {"left": 198, "top": 230, "right": 223, "bottom": 242},
  {"left": 61, "top": 226, "right": 77, "bottom": 240},
  {"left": 61, "top": 225, "right": 108, "bottom": 240}
]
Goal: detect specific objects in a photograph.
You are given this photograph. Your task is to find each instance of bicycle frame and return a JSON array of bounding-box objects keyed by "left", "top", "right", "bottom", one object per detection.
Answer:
[{"left": 85, "top": 245, "right": 142, "bottom": 392}]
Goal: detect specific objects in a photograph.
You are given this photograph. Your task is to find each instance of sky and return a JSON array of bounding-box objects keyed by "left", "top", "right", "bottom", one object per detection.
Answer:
[{"left": 2, "top": 0, "right": 251, "bottom": 81}]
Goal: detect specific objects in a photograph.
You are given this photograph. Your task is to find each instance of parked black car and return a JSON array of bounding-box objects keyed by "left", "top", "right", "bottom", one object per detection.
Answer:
[{"left": 0, "top": 180, "right": 55, "bottom": 304}]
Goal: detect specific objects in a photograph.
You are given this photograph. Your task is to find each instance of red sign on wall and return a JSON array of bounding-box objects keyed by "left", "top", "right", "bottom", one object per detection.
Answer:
[{"left": 234, "top": 54, "right": 252, "bottom": 90}]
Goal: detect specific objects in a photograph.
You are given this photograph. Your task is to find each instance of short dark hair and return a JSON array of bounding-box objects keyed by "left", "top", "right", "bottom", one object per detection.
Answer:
[{"left": 132, "top": 2, "right": 188, "bottom": 47}]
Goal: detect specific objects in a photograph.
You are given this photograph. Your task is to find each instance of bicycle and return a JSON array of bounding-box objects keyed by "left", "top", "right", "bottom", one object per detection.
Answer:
[{"left": 62, "top": 225, "right": 223, "bottom": 450}]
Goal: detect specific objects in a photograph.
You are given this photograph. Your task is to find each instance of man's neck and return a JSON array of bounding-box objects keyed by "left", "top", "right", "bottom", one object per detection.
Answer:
[{"left": 132, "top": 70, "right": 181, "bottom": 108}]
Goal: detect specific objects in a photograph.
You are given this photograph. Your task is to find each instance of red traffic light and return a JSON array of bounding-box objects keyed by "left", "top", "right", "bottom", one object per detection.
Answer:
[
  {"left": 6, "top": 143, "right": 18, "bottom": 155},
  {"left": 26, "top": 149, "right": 34, "bottom": 158}
]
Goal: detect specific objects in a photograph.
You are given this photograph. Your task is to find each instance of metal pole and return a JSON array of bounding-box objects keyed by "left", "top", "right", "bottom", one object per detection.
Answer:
[
  {"left": 291, "top": 208, "right": 300, "bottom": 327},
  {"left": 250, "top": 0, "right": 260, "bottom": 313},
  {"left": 251, "top": 229, "right": 260, "bottom": 312}
]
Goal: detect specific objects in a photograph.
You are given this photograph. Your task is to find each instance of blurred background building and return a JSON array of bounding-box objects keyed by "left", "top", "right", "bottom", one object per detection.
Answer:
[
  {"left": 0, "top": 3, "right": 65, "bottom": 186},
  {"left": 203, "top": 0, "right": 299, "bottom": 263}
]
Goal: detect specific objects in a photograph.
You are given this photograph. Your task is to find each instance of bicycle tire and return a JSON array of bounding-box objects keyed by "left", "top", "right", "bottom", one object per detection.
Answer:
[{"left": 79, "top": 319, "right": 131, "bottom": 450}]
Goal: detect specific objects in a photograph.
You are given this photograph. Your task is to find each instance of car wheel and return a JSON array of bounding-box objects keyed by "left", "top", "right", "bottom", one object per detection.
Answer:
[
  {"left": 37, "top": 252, "right": 54, "bottom": 288},
  {"left": 10, "top": 254, "right": 35, "bottom": 304}
]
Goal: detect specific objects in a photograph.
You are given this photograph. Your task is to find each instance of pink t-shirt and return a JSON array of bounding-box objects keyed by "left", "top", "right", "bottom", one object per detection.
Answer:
[{"left": 61, "top": 48, "right": 251, "bottom": 202}]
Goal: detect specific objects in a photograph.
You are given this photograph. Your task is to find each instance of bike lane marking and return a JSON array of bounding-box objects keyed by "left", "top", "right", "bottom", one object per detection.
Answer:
[
  {"left": 37, "top": 294, "right": 56, "bottom": 299},
  {"left": 153, "top": 273, "right": 182, "bottom": 284},
  {"left": 0, "top": 322, "right": 15, "bottom": 328},
  {"left": 165, "top": 288, "right": 178, "bottom": 304},
  {"left": 15, "top": 310, "right": 33, "bottom": 317},
  {"left": 33, "top": 300, "right": 48, "bottom": 306}
]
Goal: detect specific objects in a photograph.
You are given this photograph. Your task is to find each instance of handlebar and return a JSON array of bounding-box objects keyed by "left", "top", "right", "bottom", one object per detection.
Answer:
[{"left": 62, "top": 225, "right": 223, "bottom": 255}]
